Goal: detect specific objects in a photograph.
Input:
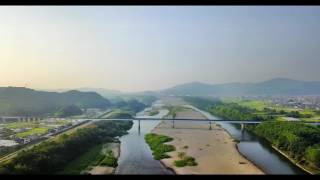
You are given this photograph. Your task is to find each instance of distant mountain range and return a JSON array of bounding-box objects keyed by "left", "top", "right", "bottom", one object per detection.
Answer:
[
  {"left": 39, "top": 88, "right": 123, "bottom": 98},
  {"left": 160, "top": 78, "right": 320, "bottom": 96},
  {"left": 0, "top": 87, "right": 110, "bottom": 116}
]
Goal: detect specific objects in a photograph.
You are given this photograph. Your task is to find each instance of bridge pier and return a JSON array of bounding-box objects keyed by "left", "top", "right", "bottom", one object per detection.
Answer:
[
  {"left": 209, "top": 121, "right": 212, "bottom": 130},
  {"left": 138, "top": 119, "right": 141, "bottom": 134},
  {"left": 172, "top": 120, "right": 175, "bottom": 128},
  {"left": 241, "top": 123, "right": 245, "bottom": 131}
]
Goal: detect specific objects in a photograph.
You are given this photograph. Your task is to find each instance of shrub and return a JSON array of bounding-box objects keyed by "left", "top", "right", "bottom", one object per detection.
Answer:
[{"left": 145, "top": 133, "right": 175, "bottom": 160}]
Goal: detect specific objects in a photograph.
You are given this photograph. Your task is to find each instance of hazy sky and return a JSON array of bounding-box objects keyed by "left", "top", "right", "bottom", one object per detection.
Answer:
[{"left": 1, "top": 6, "right": 320, "bottom": 92}]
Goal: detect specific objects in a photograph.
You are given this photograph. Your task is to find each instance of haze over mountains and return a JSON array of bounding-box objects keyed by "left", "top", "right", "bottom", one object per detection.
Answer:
[
  {"left": 160, "top": 78, "right": 320, "bottom": 96},
  {"left": 15, "top": 78, "right": 320, "bottom": 98},
  {"left": 1, "top": 78, "right": 320, "bottom": 116}
]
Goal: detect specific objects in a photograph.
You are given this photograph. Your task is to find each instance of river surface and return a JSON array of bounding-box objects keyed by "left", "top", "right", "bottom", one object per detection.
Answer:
[
  {"left": 116, "top": 102, "right": 307, "bottom": 175},
  {"left": 115, "top": 101, "right": 173, "bottom": 174},
  {"left": 186, "top": 105, "right": 307, "bottom": 175}
]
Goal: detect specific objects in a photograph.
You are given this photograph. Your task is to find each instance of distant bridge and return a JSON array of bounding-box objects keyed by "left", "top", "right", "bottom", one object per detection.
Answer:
[
  {"left": 1, "top": 116, "right": 320, "bottom": 131},
  {"left": 74, "top": 118, "right": 320, "bottom": 131}
]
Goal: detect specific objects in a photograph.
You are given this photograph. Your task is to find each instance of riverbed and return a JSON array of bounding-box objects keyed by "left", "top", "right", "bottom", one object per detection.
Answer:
[
  {"left": 115, "top": 101, "right": 307, "bottom": 174},
  {"left": 186, "top": 105, "right": 307, "bottom": 174},
  {"left": 115, "top": 101, "right": 173, "bottom": 174}
]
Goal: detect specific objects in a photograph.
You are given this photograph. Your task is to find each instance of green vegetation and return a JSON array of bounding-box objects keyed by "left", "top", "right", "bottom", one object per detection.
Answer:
[
  {"left": 54, "top": 105, "right": 83, "bottom": 118},
  {"left": 4, "top": 122, "right": 38, "bottom": 129},
  {"left": 145, "top": 133, "right": 176, "bottom": 160},
  {"left": 107, "top": 110, "right": 133, "bottom": 119},
  {"left": 249, "top": 121, "right": 320, "bottom": 173},
  {"left": 0, "top": 121, "right": 133, "bottom": 174},
  {"left": 148, "top": 110, "right": 159, "bottom": 116},
  {"left": 184, "top": 96, "right": 320, "bottom": 173},
  {"left": 61, "top": 144, "right": 118, "bottom": 174},
  {"left": 222, "top": 98, "right": 268, "bottom": 111},
  {"left": 0, "top": 87, "right": 110, "bottom": 116},
  {"left": 174, "top": 152, "right": 197, "bottom": 167},
  {"left": 137, "top": 96, "right": 157, "bottom": 106},
  {"left": 165, "top": 106, "right": 189, "bottom": 118},
  {"left": 184, "top": 97, "right": 271, "bottom": 121},
  {"left": 16, "top": 127, "right": 49, "bottom": 138},
  {"left": 100, "top": 150, "right": 118, "bottom": 167},
  {"left": 224, "top": 98, "right": 319, "bottom": 122},
  {"left": 61, "top": 144, "right": 105, "bottom": 174},
  {"left": 113, "top": 99, "right": 147, "bottom": 114}
]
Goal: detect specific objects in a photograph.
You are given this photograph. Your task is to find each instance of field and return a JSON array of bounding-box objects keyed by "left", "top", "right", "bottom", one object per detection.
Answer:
[
  {"left": 223, "top": 98, "right": 320, "bottom": 122},
  {"left": 16, "top": 127, "right": 49, "bottom": 138},
  {"left": 221, "top": 98, "right": 270, "bottom": 111},
  {"left": 2, "top": 120, "right": 72, "bottom": 139},
  {"left": 4, "top": 122, "right": 38, "bottom": 129}
]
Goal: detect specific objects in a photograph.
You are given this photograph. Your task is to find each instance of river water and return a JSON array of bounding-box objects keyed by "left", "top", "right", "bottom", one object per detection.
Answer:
[
  {"left": 115, "top": 101, "right": 173, "bottom": 174},
  {"left": 186, "top": 105, "right": 307, "bottom": 175},
  {"left": 116, "top": 102, "right": 307, "bottom": 174}
]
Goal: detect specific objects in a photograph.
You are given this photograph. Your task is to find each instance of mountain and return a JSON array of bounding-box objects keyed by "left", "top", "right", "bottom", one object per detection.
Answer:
[
  {"left": 0, "top": 87, "right": 111, "bottom": 116},
  {"left": 75, "top": 88, "right": 123, "bottom": 98},
  {"left": 161, "top": 78, "right": 320, "bottom": 96},
  {"left": 39, "top": 88, "right": 123, "bottom": 98}
]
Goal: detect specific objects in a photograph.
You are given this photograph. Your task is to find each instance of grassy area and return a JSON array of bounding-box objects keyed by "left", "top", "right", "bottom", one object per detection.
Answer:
[
  {"left": 148, "top": 110, "right": 159, "bottom": 116},
  {"left": 145, "top": 133, "right": 176, "bottom": 160},
  {"left": 99, "top": 150, "right": 117, "bottom": 167},
  {"left": 60, "top": 144, "right": 105, "bottom": 174},
  {"left": 4, "top": 122, "right": 38, "bottom": 129},
  {"left": 174, "top": 153, "right": 198, "bottom": 167},
  {"left": 16, "top": 127, "right": 49, "bottom": 138},
  {"left": 60, "top": 143, "right": 119, "bottom": 174},
  {"left": 223, "top": 99, "right": 270, "bottom": 111},
  {"left": 106, "top": 110, "right": 133, "bottom": 118},
  {"left": 225, "top": 99, "right": 319, "bottom": 122}
]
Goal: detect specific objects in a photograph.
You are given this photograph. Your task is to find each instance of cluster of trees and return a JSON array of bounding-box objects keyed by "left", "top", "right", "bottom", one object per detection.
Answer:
[
  {"left": 253, "top": 121, "right": 320, "bottom": 169},
  {"left": 263, "top": 108, "right": 312, "bottom": 118},
  {"left": 0, "top": 121, "right": 133, "bottom": 174},
  {"left": 0, "top": 87, "right": 110, "bottom": 116},
  {"left": 137, "top": 96, "right": 157, "bottom": 106},
  {"left": 183, "top": 97, "right": 271, "bottom": 121},
  {"left": 113, "top": 99, "right": 147, "bottom": 114},
  {"left": 184, "top": 96, "right": 320, "bottom": 171},
  {"left": 54, "top": 105, "right": 83, "bottom": 118}
]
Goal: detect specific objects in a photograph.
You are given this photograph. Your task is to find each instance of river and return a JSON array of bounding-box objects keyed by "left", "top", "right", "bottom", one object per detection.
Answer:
[
  {"left": 185, "top": 105, "right": 307, "bottom": 174},
  {"left": 115, "top": 101, "right": 173, "bottom": 174},
  {"left": 116, "top": 102, "right": 307, "bottom": 174}
]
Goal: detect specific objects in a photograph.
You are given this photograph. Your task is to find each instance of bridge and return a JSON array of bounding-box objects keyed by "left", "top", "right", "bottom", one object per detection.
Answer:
[
  {"left": 71, "top": 117, "right": 320, "bottom": 132},
  {"left": 1, "top": 116, "right": 319, "bottom": 131}
]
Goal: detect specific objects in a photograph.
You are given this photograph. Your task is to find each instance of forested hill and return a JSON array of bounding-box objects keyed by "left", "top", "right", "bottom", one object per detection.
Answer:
[{"left": 0, "top": 87, "right": 111, "bottom": 116}]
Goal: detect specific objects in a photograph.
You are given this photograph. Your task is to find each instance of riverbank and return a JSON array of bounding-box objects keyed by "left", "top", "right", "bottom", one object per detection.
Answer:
[
  {"left": 88, "top": 143, "right": 120, "bottom": 175},
  {"left": 151, "top": 106, "right": 264, "bottom": 174},
  {"left": 271, "top": 145, "right": 314, "bottom": 175}
]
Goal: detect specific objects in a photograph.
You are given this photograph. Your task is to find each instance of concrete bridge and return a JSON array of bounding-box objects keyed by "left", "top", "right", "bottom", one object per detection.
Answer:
[
  {"left": 1, "top": 116, "right": 319, "bottom": 131},
  {"left": 0, "top": 116, "right": 56, "bottom": 123},
  {"left": 70, "top": 117, "right": 320, "bottom": 132}
]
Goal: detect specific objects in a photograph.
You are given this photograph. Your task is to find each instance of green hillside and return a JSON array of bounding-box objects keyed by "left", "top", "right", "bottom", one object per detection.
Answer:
[{"left": 0, "top": 87, "right": 111, "bottom": 116}]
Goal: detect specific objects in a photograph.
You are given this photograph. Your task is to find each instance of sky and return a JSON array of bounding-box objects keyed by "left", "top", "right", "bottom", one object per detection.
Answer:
[{"left": 1, "top": 6, "right": 320, "bottom": 92}]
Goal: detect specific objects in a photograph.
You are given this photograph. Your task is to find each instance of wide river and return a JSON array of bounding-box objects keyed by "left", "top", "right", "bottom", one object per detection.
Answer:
[
  {"left": 116, "top": 102, "right": 307, "bottom": 174},
  {"left": 115, "top": 102, "right": 173, "bottom": 174}
]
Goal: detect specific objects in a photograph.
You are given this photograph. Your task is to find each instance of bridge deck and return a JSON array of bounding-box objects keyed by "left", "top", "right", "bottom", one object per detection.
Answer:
[
  {"left": 72, "top": 118, "right": 320, "bottom": 125},
  {"left": 1, "top": 116, "right": 320, "bottom": 125}
]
